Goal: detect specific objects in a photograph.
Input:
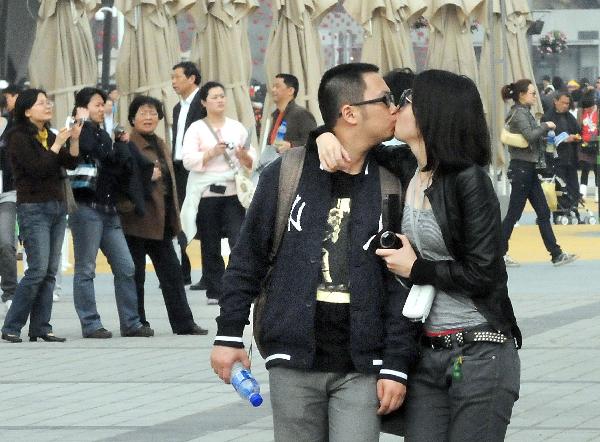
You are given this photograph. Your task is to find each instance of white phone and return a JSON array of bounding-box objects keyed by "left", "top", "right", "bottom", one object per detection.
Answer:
[{"left": 65, "top": 116, "right": 75, "bottom": 129}]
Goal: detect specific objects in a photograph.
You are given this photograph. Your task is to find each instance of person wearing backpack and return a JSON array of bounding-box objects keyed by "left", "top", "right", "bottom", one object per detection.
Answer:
[{"left": 210, "top": 63, "right": 419, "bottom": 442}]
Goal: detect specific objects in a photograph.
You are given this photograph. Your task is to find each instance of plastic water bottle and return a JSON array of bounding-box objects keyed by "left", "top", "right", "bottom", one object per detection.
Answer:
[
  {"left": 546, "top": 130, "right": 555, "bottom": 153},
  {"left": 275, "top": 120, "right": 287, "bottom": 143},
  {"left": 231, "top": 362, "right": 263, "bottom": 407}
]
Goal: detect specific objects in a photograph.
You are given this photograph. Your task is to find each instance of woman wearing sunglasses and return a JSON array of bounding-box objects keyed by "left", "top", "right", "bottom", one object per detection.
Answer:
[
  {"left": 1, "top": 89, "right": 81, "bottom": 343},
  {"left": 314, "top": 70, "right": 521, "bottom": 441}
]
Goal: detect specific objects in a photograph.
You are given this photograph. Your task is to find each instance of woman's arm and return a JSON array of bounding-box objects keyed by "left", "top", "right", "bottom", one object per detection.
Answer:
[{"left": 510, "top": 108, "right": 552, "bottom": 142}]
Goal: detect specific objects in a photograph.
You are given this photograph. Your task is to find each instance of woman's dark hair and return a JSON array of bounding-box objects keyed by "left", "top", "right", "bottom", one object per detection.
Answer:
[
  {"left": 412, "top": 70, "right": 490, "bottom": 172},
  {"left": 13, "top": 88, "right": 50, "bottom": 130},
  {"left": 198, "top": 81, "right": 225, "bottom": 118},
  {"left": 127, "top": 95, "right": 165, "bottom": 126},
  {"left": 580, "top": 89, "right": 596, "bottom": 109},
  {"left": 552, "top": 76, "right": 565, "bottom": 91},
  {"left": 74, "top": 87, "right": 107, "bottom": 109},
  {"left": 383, "top": 68, "right": 415, "bottom": 102},
  {"left": 500, "top": 79, "right": 532, "bottom": 102}
]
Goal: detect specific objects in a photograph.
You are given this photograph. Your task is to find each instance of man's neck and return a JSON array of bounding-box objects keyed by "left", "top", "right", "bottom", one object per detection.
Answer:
[
  {"left": 181, "top": 86, "right": 198, "bottom": 101},
  {"left": 276, "top": 98, "right": 292, "bottom": 113},
  {"left": 333, "top": 128, "right": 372, "bottom": 175}
]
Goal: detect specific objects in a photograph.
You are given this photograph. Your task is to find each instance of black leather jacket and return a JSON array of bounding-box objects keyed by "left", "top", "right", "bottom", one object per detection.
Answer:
[{"left": 375, "top": 147, "right": 522, "bottom": 348}]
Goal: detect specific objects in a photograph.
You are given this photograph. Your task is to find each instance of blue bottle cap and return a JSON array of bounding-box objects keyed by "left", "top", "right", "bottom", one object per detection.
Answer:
[{"left": 249, "top": 393, "right": 263, "bottom": 407}]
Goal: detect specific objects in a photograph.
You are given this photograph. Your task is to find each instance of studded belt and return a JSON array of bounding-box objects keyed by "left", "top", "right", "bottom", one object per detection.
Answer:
[{"left": 421, "top": 327, "right": 508, "bottom": 350}]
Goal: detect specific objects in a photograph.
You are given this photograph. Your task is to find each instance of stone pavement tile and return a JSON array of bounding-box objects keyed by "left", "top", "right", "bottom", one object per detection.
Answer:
[
  {"left": 46, "top": 429, "right": 131, "bottom": 442},
  {"left": 0, "top": 429, "right": 58, "bottom": 442},
  {"left": 506, "top": 428, "right": 561, "bottom": 441},
  {"left": 546, "top": 431, "right": 600, "bottom": 442},
  {"left": 185, "top": 429, "right": 269, "bottom": 442}
]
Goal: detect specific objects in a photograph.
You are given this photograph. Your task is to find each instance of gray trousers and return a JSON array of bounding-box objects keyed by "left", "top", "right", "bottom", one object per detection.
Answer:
[
  {"left": 268, "top": 367, "right": 380, "bottom": 442},
  {"left": 0, "top": 201, "right": 17, "bottom": 302},
  {"left": 404, "top": 340, "right": 520, "bottom": 442}
]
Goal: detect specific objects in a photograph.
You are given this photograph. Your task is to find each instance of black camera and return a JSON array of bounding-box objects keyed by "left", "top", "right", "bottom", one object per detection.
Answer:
[
  {"left": 225, "top": 142, "right": 235, "bottom": 150},
  {"left": 113, "top": 125, "right": 126, "bottom": 140},
  {"left": 379, "top": 231, "right": 402, "bottom": 249}
]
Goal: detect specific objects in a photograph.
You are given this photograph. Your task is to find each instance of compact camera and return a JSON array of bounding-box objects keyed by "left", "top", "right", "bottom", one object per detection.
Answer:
[
  {"left": 113, "top": 125, "right": 126, "bottom": 140},
  {"left": 225, "top": 142, "right": 236, "bottom": 150},
  {"left": 65, "top": 116, "right": 88, "bottom": 129}
]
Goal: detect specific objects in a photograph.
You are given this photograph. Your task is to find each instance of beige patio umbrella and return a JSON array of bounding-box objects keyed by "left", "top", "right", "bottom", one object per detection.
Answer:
[
  {"left": 190, "top": 0, "right": 259, "bottom": 142},
  {"left": 29, "top": 0, "right": 100, "bottom": 128},
  {"left": 345, "top": 0, "right": 426, "bottom": 74},
  {"left": 115, "top": 0, "right": 194, "bottom": 140},
  {"left": 424, "top": 0, "right": 484, "bottom": 83},
  {"left": 261, "top": 0, "right": 337, "bottom": 131},
  {"left": 479, "top": 0, "right": 542, "bottom": 169}
]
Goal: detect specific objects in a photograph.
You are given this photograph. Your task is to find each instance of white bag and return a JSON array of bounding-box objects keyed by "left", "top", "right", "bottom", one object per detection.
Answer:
[{"left": 402, "top": 284, "right": 436, "bottom": 323}]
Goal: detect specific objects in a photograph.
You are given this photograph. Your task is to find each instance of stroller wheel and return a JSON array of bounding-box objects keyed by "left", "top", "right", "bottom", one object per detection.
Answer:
[
  {"left": 559, "top": 216, "right": 569, "bottom": 225},
  {"left": 569, "top": 215, "right": 579, "bottom": 225},
  {"left": 589, "top": 216, "right": 598, "bottom": 225}
]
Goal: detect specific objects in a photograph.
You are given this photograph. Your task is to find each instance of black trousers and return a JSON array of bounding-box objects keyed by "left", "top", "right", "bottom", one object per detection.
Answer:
[
  {"left": 197, "top": 196, "right": 245, "bottom": 300},
  {"left": 125, "top": 233, "right": 196, "bottom": 333},
  {"left": 173, "top": 161, "right": 191, "bottom": 281}
]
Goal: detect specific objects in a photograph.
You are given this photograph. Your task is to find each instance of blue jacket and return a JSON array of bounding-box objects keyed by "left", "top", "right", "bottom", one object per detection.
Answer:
[{"left": 215, "top": 144, "right": 419, "bottom": 384}]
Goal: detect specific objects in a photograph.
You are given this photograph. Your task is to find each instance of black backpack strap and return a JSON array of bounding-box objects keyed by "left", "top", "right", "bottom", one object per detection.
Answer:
[{"left": 379, "top": 165, "right": 402, "bottom": 232}]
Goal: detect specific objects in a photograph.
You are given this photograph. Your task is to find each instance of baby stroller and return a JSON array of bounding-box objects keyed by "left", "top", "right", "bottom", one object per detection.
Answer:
[{"left": 540, "top": 174, "right": 597, "bottom": 225}]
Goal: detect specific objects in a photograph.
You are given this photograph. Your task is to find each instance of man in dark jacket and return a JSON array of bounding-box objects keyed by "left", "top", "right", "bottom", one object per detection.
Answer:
[
  {"left": 542, "top": 91, "right": 581, "bottom": 217},
  {"left": 211, "top": 63, "right": 419, "bottom": 441},
  {"left": 171, "top": 61, "right": 203, "bottom": 287},
  {"left": 266, "top": 73, "right": 317, "bottom": 153}
]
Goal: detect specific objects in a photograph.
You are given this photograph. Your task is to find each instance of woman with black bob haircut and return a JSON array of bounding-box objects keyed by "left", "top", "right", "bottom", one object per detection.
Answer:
[
  {"left": 500, "top": 79, "right": 575, "bottom": 267},
  {"left": 1, "top": 89, "right": 81, "bottom": 342},
  {"left": 119, "top": 95, "right": 207, "bottom": 335},
  {"left": 315, "top": 69, "right": 522, "bottom": 441},
  {"left": 68, "top": 87, "right": 151, "bottom": 339}
]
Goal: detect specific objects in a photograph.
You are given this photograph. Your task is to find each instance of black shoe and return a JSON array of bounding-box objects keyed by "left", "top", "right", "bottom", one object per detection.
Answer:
[
  {"left": 176, "top": 324, "right": 209, "bottom": 335},
  {"left": 189, "top": 279, "right": 207, "bottom": 290},
  {"left": 2, "top": 333, "right": 22, "bottom": 343},
  {"left": 85, "top": 328, "right": 113, "bottom": 339},
  {"left": 29, "top": 333, "right": 66, "bottom": 342},
  {"left": 122, "top": 325, "right": 154, "bottom": 337}
]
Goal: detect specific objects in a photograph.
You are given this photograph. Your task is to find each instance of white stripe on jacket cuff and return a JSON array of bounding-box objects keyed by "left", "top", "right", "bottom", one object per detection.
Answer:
[
  {"left": 379, "top": 369, "right": 408, "bottom": 380},
  {"left": 214, "top": 336, "right": 243, "bottom": 343}
]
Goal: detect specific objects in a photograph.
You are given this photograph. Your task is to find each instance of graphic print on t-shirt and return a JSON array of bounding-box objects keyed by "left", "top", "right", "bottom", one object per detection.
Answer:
[{"left": 319, "top": 197, "right": 351, "bottom": 294}]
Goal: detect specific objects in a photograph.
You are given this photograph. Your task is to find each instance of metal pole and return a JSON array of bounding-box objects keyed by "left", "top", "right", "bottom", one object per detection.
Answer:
[{"left": 101, "top": 1, "right": 114, "bottom": 90}]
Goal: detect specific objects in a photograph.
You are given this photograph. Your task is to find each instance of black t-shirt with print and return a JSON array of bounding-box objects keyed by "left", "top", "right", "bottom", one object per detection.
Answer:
[{"left": 313, "top": 172, "right": 358, "bottom": 373}]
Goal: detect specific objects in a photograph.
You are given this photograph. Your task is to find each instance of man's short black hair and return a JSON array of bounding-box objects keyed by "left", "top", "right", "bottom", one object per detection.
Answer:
[
  {"left": 74, "top": 87, "right": 107, "bottom": 109},
  {"left": 275, "top": 73, "right": 299, "bottom": 99},
  {"left": 173, "top": 62, "right": 201, "bottom": 85},
  {"left": 127, "top": 95, "right": 165, "bottom": 126},
  {"left": 2, "top": 84, "right": 22, "bottom": 96},
  {"left": 318, "top": 63, "right": 379, "bottom": 129}
]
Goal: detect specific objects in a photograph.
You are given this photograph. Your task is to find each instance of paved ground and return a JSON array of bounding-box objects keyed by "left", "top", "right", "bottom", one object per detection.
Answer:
[{"left": 1, "top": 202, "right": 599, "bottom": 442}]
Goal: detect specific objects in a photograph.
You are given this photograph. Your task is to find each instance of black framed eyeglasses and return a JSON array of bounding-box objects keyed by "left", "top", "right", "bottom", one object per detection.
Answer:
[
  {"left": 399, "top": 88, "right": 412, "bottom": 108},
  {"left": 341, "top": 91, "right": 397, "bottom": 116}
]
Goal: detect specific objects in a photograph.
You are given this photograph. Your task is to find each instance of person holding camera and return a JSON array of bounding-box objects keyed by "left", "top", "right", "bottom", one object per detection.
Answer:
[
  {"left": 1, "top": 89, "right": 81, "bottom": 342},
  {"left": 68, "top": 87, "right": 152, "bottom": 339},
  {"left": 181, "top": 81, "right": 255, "bottom": 305},
  {"left": 118, "top": 95, "right": 208, "bottom": 335}
]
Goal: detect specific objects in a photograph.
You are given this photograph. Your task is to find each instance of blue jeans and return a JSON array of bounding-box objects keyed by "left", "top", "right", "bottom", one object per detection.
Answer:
[
  {"left": 502, "top": 159, "right": 562, "bottom": 259},
  {"left": 69, "top": 204, "right": 142, "bottom": 336},
  {"left": 0, "top": 199, "right": 17, "bottom": 302},
  {"left": 2, "top": 201, "right": 66, "bottom": 337}
]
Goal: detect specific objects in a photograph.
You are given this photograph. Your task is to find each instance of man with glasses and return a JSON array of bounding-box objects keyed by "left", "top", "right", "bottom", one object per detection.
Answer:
[{"left": 211, "top": 63, "right": 418, "bottom": 441}]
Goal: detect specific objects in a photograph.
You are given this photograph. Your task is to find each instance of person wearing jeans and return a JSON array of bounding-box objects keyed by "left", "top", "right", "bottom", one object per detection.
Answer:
[
  {"left": 69, "top": 87, "right": 152, "bottom": 339},
  {"left": 1, "top": 88, "right": 80, "bottom": 343},
  {"left": 0, "top": 197, "right": 17, "bottom": 307}
]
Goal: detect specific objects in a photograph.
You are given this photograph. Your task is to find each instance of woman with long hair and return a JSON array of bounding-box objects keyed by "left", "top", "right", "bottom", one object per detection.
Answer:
[
  {"left": 181, "top": 81, "right": 255, "bottom": 305},
  {"left": 1, "top": 89, "right": 80, "bottom": 342},
  {"left": 500, "top": 79, "right": 575, "bottom": 266},
  {"left": 316, "top": 70, "right": 522, "bottom": 441}
]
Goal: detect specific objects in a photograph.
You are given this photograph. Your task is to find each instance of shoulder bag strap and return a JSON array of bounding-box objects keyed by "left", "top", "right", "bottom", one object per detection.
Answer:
[{"left": 202, "top": 118, "right": 237, "bottom": 171}]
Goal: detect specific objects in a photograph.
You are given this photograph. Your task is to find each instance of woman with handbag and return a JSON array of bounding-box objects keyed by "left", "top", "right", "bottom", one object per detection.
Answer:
[
  {"left": 1, "top": 89, "right": 81, "bottom": 342},
  {"left": 119, "top": 95, "right": 208, "bottom": 335},
  {"left": 68, "top": 87, "right": 152, "bottom": 339},
  {"left": 181, "top": 81, "right": 255, "bottom": 305},
  {"left": 314, "top": 70, "right": 522, "bottom": 441},
  {"left": 500, "top": 79, "right": 576, "bottom": 267}
]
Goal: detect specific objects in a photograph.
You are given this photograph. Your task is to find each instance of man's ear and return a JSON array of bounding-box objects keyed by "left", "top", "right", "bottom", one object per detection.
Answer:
[{"left": 339, "top": 104, "right": 357, "bottom": 125}]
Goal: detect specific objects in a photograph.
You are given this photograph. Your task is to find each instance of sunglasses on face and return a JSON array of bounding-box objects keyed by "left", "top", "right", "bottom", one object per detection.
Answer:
[
  {"left": 399, "top": 89, "right": 412, "bottom": 107},
  {"left": 343, "top": 91, "right": 397, "bottom": 115}
]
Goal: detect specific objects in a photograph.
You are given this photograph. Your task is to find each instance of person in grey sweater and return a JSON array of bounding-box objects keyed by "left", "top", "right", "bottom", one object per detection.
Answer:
[{"left": 500, "top": 79, "right": 576, "bottom": 267}]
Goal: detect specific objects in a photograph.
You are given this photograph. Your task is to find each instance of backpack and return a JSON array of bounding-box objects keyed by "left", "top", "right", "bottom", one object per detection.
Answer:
[{"left": 251, "top": 146, "right": 402, "bottom": 358}]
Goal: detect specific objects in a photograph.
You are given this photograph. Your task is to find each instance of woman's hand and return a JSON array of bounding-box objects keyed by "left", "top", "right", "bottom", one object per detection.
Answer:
[
  {"left": 545, "top": 121, "right": 556, "bottom": 130},
  {"left": 316, "top": 132, "right": 352, "bottom": 172},
  {"left": 375, "top": 234, "right": 417, "bottom": 278},
  {"left": 51, "top": 127, "right": 71, "bottom": 153},
  {"left": 235, "top": 146, "right": 253, "bottom": 169},
  {"left": 69, "top": 119, "right": 84, "bottom": 141},
  {"left": 151, "top": 162, "right": 162, "bottom": 181}
]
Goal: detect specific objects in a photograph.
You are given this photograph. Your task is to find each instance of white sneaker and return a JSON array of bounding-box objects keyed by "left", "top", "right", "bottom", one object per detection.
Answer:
[
  {"left": 504, "top": 255, "right": 520, "bottom": 267},
  {"left": 206, "top": 298, "right": 219, "bottom": 305},
  {"left": 53, "top": 293, "right": 60, "bottom": 302}
]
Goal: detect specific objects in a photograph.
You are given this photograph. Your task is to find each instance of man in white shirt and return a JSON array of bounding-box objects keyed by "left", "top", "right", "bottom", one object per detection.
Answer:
[{"left": 171, "top": 62, "right": 203, "bottom": 287}]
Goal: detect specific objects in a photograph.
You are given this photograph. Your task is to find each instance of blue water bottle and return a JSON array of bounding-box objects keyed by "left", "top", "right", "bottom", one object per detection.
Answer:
[
  {"left": 231, "top": 362, "right": 263, "bottom": 407},
  {"left": 546, "top": 130, "right": 556, "bottom": 154},
  {"left": 275, "top": 120, "right": 287, "bottom": 143}
]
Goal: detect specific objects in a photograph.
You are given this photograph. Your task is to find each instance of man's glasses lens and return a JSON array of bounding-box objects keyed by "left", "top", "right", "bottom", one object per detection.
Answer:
[{"left": 383, "top": 92, "right": 396, "bottom": 108}]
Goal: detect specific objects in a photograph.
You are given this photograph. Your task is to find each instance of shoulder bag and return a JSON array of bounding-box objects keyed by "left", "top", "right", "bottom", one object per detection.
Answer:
[{"left": 500, "top": 110, "right": 529, "bottom": 148}]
